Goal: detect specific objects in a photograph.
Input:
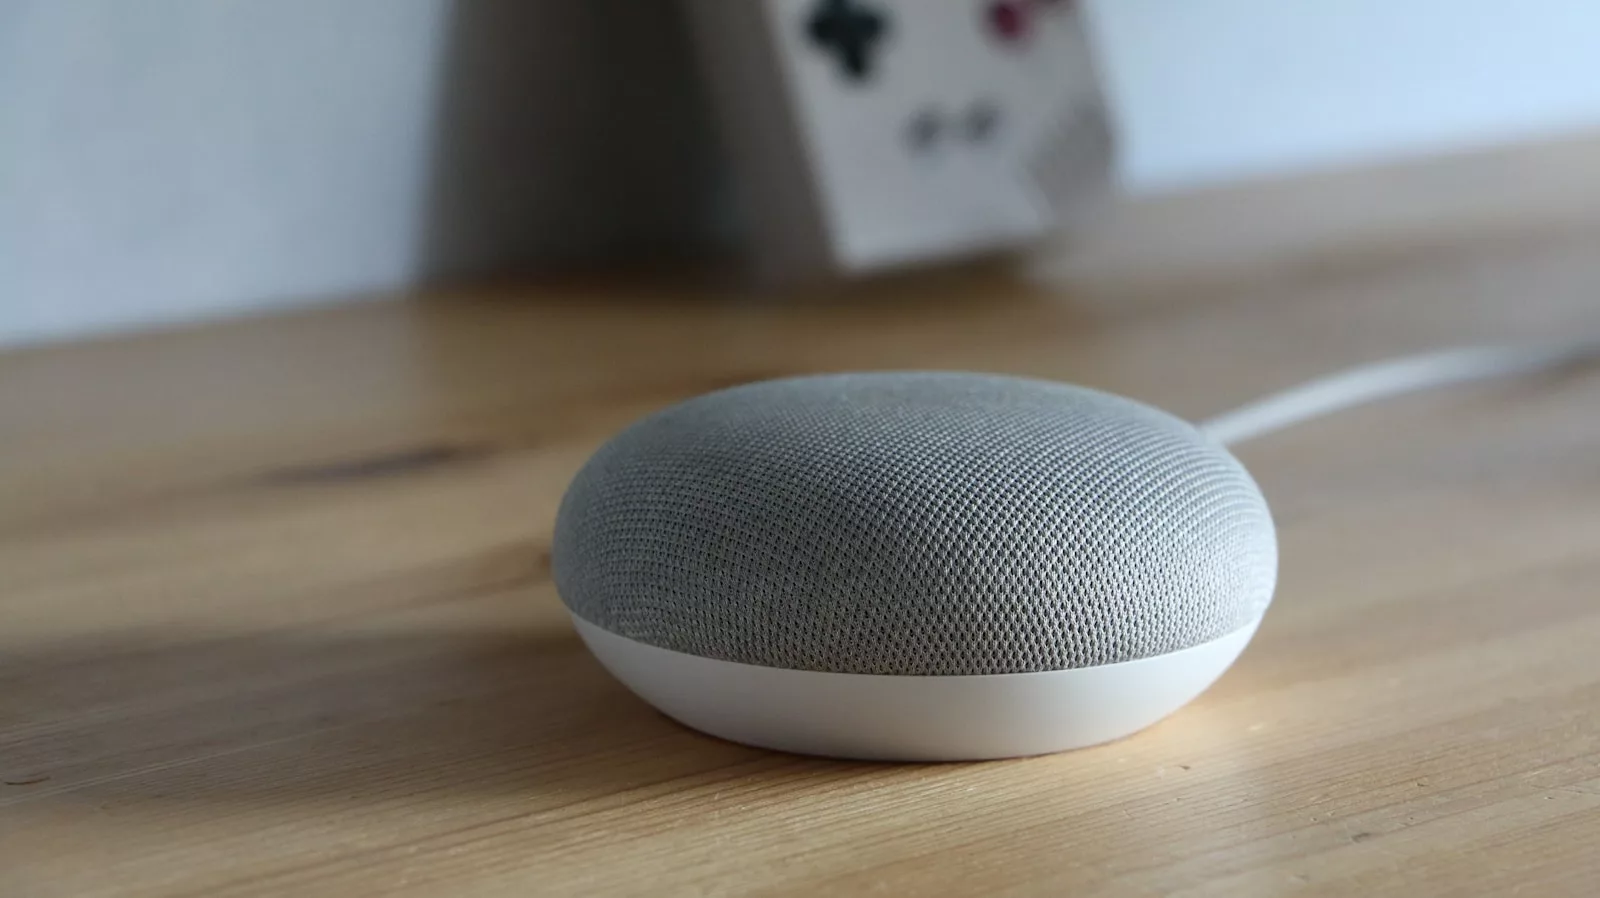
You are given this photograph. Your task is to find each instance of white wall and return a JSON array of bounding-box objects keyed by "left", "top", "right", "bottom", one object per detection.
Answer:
[
  {"left": 0, "top": 0, "right": 717, "bottom": 347},
  {"left": 1089, "top": 0, "right": 1600, "bottom": 193},
  {"left": 0, "top": 0, "right": 450, "bottom": 345},
  {"left": 4, "top": 0, "right": 1600, "bottom": 347}
]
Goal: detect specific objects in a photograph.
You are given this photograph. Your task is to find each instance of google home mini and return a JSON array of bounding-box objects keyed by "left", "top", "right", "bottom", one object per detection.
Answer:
[{"left": 552, "top": 372, "right": 1277, "bottom": 761}]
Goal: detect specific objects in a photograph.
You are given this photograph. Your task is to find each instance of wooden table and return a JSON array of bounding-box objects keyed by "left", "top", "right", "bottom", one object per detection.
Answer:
[{"left": 4, "top": 226, "right": 1600, "bottom": 895}]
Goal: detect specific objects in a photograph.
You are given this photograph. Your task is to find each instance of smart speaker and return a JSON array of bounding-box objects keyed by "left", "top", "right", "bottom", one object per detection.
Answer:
[{"left": 552, "top": 372, "right": 1277, "bottom": 760}]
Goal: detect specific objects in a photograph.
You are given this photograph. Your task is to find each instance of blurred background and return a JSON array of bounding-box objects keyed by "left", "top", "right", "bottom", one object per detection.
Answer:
[{"left": 5, "top": 0, "right": 1600, "bottom": 348}]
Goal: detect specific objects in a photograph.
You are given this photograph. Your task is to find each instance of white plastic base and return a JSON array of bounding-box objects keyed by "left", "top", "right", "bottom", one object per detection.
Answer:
[{"left": 572, "top": 616, "right": 1262, "bottom": 761}]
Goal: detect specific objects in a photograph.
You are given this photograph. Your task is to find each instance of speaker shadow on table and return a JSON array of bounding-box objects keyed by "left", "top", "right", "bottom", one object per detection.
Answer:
[{"left": 0, "top": 627, "right": 854, "bottom": 811}]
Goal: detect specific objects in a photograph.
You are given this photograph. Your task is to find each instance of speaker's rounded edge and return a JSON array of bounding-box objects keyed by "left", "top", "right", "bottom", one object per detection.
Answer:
[{"left": 571, "top": 615, "right": 1262, "bottom": 761}]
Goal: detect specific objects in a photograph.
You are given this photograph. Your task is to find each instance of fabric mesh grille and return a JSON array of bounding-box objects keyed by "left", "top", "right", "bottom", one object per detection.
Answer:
[{"left": 553, "top": 373, "right": 1276, "bottom": 676}]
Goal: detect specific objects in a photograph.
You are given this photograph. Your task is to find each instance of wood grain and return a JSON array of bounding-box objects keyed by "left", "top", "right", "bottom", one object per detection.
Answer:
[{"left": 5, "top": 217, "right": 1600, "bottom": 895}]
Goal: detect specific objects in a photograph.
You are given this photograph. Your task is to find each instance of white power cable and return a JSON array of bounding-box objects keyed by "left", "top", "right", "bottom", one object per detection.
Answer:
[{"left": 1199, "top": 338, "right": 1600, "bottom": 446}]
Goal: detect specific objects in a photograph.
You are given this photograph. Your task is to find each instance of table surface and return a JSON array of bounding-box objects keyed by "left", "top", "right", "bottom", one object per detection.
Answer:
[{"left": 4, "top": 229, "right": 1600, "bottom": 896}]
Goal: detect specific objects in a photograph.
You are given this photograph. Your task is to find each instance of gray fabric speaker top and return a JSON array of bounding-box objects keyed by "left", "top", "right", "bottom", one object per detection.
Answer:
[{"left": 553, "top": 372, "right": 1276, "bottom": 676}]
